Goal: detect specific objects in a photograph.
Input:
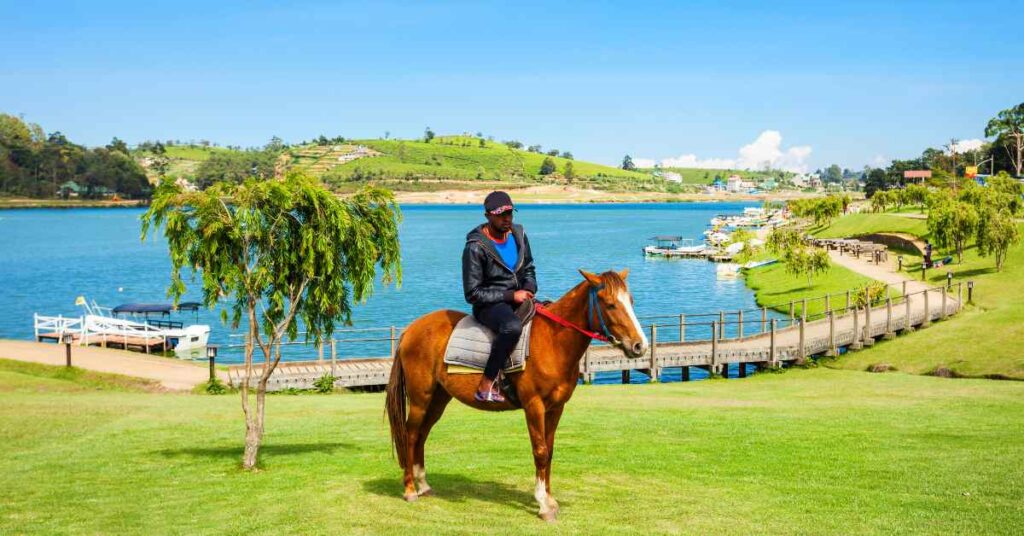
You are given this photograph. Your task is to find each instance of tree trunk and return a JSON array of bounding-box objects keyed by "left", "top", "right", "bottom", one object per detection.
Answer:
[{"left": 242, "top": 385, "right": 266, "bottom": 469}]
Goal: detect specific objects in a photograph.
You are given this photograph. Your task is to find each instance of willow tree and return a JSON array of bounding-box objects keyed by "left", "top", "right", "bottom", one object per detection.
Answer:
[{"left": 142, "top": 173, "right": 401, "bottom": 469}]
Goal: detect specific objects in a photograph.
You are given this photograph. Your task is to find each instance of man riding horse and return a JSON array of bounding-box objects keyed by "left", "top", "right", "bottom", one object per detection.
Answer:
[{"left": 462, "top": 191, "right": 536, "bottom": 403}]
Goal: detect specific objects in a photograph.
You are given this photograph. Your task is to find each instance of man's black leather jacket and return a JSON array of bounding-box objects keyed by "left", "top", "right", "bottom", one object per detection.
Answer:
[{"left": 462, "top": 223, "right": 538, "bottom": 306}]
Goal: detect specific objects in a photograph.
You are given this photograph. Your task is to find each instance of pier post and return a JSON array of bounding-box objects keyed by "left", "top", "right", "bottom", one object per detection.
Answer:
[
  {"left": 711, "top": 321, "right": 718, "bottom": 373},
  {"left": 583, "top": 348, "right": 593, "bottom": 384},
  {"left": 738, "top": 362, "right": 747, "bottom": 378},
  {"left": 330, "top": 339, "right": 337, "bottom": 378},
  {"left": 681, "top": 366, "right": 690, "bottom": 382},
  {"left": 850, "top": 306, "right": 862, "bottom": 350},
  {"left": 649, "top": 324, "right": 658, "bottom": 382},
  {"left": 902, "top": 280, "right": 907, "bottom": 299},
  {"left": 737, "top": 310, "right": 744, "bottom": 338},
  {"left": 922, "top": 289, "right": 931, "bottom": 327},
  {"left": 904, "top": 293, "right": 914, "bottom": 333},
  {"left": 390, "top": 326, "right": 397, "bottom": 357},
  {"left": 941, "top": 286, "right": 948, "bottom": 320},
  {"left": 884, "top": 297, "right": 895, "bottom": 339},
  {"left": 622, "top": 370, "right": 630, "bottom": 384},
  {"left": 863, "top": 300, "right": 875, "bottom": 346},
  {"left": 761, "top": 307, "right": 767, "bottom": 333},
  {"left": 718, "top": 311, "right": 725, "bottom": 339},
  {"left": 826, "top": 311, "right": 837, "bottom": 356},
  {"left": 845, "top": 290, "right": 851, "bottom": 314},
  {"left": 798, "top": 316, "right": 806, "bottom": 361},
  {"left": 789, "top": 301, "right": 795, "bottom": 327},
  {"left": 824, "top": 294, "right": 831, "bottom": 317},
  {"left": 678, "top": 314, "right": 685, "bottom": 342},
  {"left": 769, "top": 319, "right": 777, "bottom": 366},
  {"left": 801, "top": 298, "right": 807, "bottom": 323}
]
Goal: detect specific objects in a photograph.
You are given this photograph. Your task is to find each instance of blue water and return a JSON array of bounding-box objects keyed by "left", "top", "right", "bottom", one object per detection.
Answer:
[{"left": 0, "top": 203, "right": 784, "bottom": 382}]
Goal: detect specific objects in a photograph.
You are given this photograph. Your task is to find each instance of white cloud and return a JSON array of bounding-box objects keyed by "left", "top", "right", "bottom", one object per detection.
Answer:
[
  {"left": 639, "top": 130, "right": 813, "bottom": 173},
  {"left": 947, "top": 138, "right": 985, "bottom": 154},
  {"left": 632, "top": 158, "right": 657, "bottom": 168}
]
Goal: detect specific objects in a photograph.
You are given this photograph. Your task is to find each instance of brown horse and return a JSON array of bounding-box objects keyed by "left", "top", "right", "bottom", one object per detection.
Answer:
[{"left": 385, "top": 269, "right": 648, "bottom": 521}]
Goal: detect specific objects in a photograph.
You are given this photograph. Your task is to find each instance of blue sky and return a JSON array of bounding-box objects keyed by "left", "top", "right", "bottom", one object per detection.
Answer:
[{"left": 2, "top": 0, "right": 1021, "bottom": 171}]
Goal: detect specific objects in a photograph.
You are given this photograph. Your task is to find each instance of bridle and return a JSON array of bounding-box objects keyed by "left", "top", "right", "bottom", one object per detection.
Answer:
[{"left": 534, "top": 283, "right": 621, "bottom": 348}]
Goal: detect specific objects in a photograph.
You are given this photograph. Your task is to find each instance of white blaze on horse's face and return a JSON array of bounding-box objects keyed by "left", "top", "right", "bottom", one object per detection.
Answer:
[{"left": 616, "top": 287, "right": 648, "bottom": 358}]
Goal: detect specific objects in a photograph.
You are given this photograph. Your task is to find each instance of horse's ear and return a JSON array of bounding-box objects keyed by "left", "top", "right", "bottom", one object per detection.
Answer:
[
  {"left": 578, "top": 269, "right": 602, "bottom": 287},
  {"left": 618, "top": 268, "right": 630, "bottom": 280}
]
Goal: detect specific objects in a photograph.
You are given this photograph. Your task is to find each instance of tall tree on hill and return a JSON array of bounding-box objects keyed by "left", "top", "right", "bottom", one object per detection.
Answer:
[
  {"left": 539, "top": 156, "right": 556, "bottom": 175},
  {"left": 424, "top": 127, "right": 435, "bottom": 143},
  {"left": 928, "top": 199, "right": 979, "bottom": 263},
  {"left": 975, "top": 208, "right": 1020, "bottom": 271},
  {"left": 106, "top": 137, "right": 129, "bottom": 155},
  {"left": 143, "top": 173, "right": 402, "bottom": 469},
  {"left": 563, "top": 161, "right": 575, "bottom": 182},
  {"left": 824, "top": 164, "right": 842, "bottom": 184},
  {"left": 985, "top": 102, "right": 1024, "bottom": 177},
  {"left": 621, "top": 155, "right": 635, "bottom": 171}
]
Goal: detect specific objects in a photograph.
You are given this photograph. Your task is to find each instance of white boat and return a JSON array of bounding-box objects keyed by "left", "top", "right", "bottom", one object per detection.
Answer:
[
  {"left": 643, "top": 236, "right": 709, "bottom": 257},
  {"left": 34, "top": 298, "right": 211, "bottom": 355}
]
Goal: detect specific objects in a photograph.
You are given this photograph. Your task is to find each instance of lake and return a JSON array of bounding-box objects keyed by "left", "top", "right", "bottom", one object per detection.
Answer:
[{"left": 0, "top": 203, "right": 784, "bottom": 382}]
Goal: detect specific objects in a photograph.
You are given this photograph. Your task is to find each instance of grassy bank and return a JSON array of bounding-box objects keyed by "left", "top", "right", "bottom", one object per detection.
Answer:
[
  {"left": 808, "top": 213, "right": 1024, "bottom": 380},
  {"left": 743, "top": 262, "right": 878, "bottom": 318},
  {"left": 1, "top": 363, "right": 1022, "bottom": 534}
]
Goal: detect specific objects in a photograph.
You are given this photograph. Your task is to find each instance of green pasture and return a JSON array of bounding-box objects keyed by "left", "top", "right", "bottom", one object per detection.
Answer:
[
  {"left": 643, "top": 167, "right": 776, "bottom": 185},
  {"left": 810, "top": 213, "right": 929, "bottom": 239},
  {"left": 743, "top": 262, "right": 878, "bottom": 318},
  {"left": 1, "top": 359, "right": 1022, "bottom": 535}
]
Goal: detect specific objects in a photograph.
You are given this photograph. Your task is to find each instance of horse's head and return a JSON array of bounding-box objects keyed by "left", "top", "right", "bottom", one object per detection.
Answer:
[{"left": 578, "top": 269, "right": 648, "bottom": 359}]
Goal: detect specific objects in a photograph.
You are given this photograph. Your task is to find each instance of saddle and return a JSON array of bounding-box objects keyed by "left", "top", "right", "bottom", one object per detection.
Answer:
[{"left": 443, "top": 300, "right": 536, "bottom": 374}]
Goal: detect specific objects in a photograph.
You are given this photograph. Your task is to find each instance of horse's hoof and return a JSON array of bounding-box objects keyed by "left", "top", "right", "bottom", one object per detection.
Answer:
[
  {"left": 539, "top": 510, "right": 558, "bottom": 523},
  {"left": 418, "top": 488, "right": 434, "bottom": 497},
  {"left": 403, "top": 492, "right": 419, "bottom": 503}
]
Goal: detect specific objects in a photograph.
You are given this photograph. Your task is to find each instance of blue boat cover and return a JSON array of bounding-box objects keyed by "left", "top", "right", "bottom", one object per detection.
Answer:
[{"left": 112, "top": 302, "right": 200, "bottom": 315}]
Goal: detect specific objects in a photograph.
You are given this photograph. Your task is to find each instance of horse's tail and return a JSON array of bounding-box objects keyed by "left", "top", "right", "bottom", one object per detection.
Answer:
[{"left": 385, "top": 333, "right": 408, "bottom": 469}]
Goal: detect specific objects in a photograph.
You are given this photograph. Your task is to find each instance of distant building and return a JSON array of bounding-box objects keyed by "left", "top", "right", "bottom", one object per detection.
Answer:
[
  {"left": 726, "top": 175, "right": 743, "bottom": 192},
  {"left": 58, "top": 181, "right": 81, "bottom": 198},
  {"left": 662, "top": 171, "right": 682, "bottom": 183}
]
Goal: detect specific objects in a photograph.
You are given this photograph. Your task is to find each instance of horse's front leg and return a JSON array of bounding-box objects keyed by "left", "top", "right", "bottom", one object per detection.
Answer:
[
  {"left": 524, "top": 400, "right": 557, "bottom": 522},
  {"left": 543, "top": 405, "right": 565, "bottom": 511}
]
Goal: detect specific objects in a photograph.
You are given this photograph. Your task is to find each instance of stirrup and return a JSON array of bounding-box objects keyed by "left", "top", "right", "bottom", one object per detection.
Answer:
[{"left": 474, "top": 380, "right": 506, "bottom": 403}]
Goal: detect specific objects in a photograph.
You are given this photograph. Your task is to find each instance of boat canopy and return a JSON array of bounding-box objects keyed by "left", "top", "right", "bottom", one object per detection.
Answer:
[
  {"left": 648, "top": 235, "right": 683, "bottom": 241},
  {"left": 112, "top": 302, "right": 201, "bottom": 315}
]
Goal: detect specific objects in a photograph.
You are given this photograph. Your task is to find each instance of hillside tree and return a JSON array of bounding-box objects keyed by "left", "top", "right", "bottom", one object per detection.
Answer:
[
  {"left": 985, "top": 102, "right": 1024, "bottom": 177},
  {"left": 539, "top": 157, "right": 557, "bottom": 175},
  {"left": 621, "top": 155, "right": 635, "bottom": 170},
  {"left": 975, "top": 208, "right": 1021, "bottom": 271},
  {"left": 563, "top": 161, "right": 575, "bottom": 182},
  {"left": 927, "top": 199, "right": 979, "bottom": 263},
  {"left": 142, "top": 173, "right": 402, "bottom": 469},
  {"left": 424, "top": 127, "right": 435, "bottom": 143}
]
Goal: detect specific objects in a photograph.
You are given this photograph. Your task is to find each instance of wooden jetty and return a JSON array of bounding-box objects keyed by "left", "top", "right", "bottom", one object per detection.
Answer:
[
  {"left": 226, "top": 282, "right": 965, "bottom": 392},
  {"left": 36, "top": 330, "right": 167, "bottom": 353}
]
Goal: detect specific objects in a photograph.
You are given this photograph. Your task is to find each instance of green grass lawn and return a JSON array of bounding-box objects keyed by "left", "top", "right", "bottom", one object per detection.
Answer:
[
  {"left": 1, "top": 360, "right": 1021, "bottom": 534},
  {"left": 804, "top": 213, "right": 1024, "bottom": 380},
  {"left": 743, "top": 261, "right": 879, "bottom": 318}
]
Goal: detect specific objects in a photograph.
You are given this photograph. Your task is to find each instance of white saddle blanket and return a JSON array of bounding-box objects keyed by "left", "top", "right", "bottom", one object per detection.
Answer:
[{"left": 443, "top": 314, "right": 531, "bottom": 372}]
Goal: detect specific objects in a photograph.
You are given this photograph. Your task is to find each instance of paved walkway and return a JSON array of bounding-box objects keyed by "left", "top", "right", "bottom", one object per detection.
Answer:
[{"left": 0, "top": 339, "right": 222, "bottom": 391}]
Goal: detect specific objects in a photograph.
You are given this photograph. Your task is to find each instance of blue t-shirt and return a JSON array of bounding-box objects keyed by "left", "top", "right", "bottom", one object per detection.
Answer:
[{"left": 492, "top": 234, "right": 519, "bottom": 270}]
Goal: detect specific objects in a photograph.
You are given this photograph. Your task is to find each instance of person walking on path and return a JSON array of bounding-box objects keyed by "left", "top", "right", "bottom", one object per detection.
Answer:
[{"left": 461, "top": 191, "right": 538, "bottom": 402}]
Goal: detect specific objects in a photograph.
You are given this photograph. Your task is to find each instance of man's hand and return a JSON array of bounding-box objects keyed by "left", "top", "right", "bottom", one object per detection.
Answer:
[{"left": 513, "top": 290, "right": 534, "bottom": 304}]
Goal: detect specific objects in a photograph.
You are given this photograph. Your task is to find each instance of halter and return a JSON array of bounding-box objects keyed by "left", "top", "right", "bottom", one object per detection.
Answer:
[{"left": 534, "top": 283, "right": 621, "bottom": 347}]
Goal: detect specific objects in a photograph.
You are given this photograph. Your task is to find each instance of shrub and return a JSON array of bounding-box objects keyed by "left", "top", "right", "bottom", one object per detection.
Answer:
[{"left": 313, "top": 373, "right": 336, "bottom": 393}]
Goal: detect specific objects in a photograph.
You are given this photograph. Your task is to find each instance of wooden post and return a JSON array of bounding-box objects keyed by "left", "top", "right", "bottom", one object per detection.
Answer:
[
  {"left": 864, "top": 300, "right": 875, "bottom": 346},
  {"left": 884, "top": 297, "right": 895, "bottom": 339},
  {"left": 941, "top": 286, "right": 948, "bottom": 320},
  {"left": 798, "top": 316, "right": 806, "bottom": 360},
  {"left": 845, "top": 290, "right": 851, "bottom": 314},
  {"left": 622, "top": 369, "right": 630, "bottom": 384},
  {"left": 738, "top": 362, "right": 747, "bottom": 378},
  {"left": 957, "top": 281, "right": 963, "bottom": 309},
  {"left": 390, "top": 326, "right": 397, "bottom": 357},
  {"left": 719, "top": 311, "right": 725, "bottom": 339},
  {"left": 824, "top": 294, "right": 831, "bottom": 317},
  {"left": 801, "top": 298, "right": 807, "bottom": 322},
  {"left": 649, "top": 324, "right": 658, "bottom": 382},
  {"left": 902, "top": 280, "right": 907, "bottom": 299},
  {"left": 761, "top": 307, "right": 767, "bottom": 333},
  {"left": 826, "top": 311, "right": 837, "bottom": 356},
  {"left": 789, "top": 301, "right": 795, "bottom": 327},
  {"left": 903, "top": 293, "right": 914, "bottom": 333},
  {"left": 711, "top": 321, "right": 718, "bottom": 371},
  {"left": 737, "top": 310, "right": 744, "bottom": 339},
  {"left": 769, "top": 319, "right": 777, "bottom": 366},
  {"left": 850, "top": 305, "right": 862, "bottom": 350},
  {"left": 922, "top": 289, "right": 931, "bottom": 327},
  {"left": 330, "top": 339, "right": 337, "bottom": 377},
  {"left": 678, "top": 314, "right": 685, "bottom": 342},
  {"left": 583, "top": 348, "right": 593, "bottom": 384}
]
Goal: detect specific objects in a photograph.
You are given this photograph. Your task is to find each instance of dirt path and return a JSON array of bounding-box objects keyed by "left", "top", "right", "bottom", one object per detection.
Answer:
[{"left": 0, "top": 339, "right": 222, "bottom": 391}]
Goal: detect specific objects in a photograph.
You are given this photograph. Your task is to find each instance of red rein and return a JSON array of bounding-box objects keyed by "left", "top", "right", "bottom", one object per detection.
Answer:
[{"left": 534, "top": 303, "right": 610, "bottom": 343}]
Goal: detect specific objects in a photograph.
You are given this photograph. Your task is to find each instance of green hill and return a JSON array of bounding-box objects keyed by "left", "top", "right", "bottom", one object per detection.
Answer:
[
  {"left": 136, "top": 135, "right": 683, "bottom": 193},
  {"left": 642, "top": 166, "right": 794, "bottom": 186}
]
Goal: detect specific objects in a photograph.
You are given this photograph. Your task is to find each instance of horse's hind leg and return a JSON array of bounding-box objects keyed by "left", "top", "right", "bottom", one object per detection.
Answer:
[{"left": 413, "top": 389, "right": 452, "bottom": 497}]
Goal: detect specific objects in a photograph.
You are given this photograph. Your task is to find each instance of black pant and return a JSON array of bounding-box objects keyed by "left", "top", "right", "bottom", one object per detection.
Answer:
[{"left": 473, "top": 302, "right": 523, "bottom": 380}]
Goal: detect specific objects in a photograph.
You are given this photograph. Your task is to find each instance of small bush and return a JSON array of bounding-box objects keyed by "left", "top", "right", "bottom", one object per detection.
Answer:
[
  {"left": 313, "top": 373, "right": 336, "bottom": 393},
  {"left": 204, "top": 378, "right": 228, "bottom": 395}
]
